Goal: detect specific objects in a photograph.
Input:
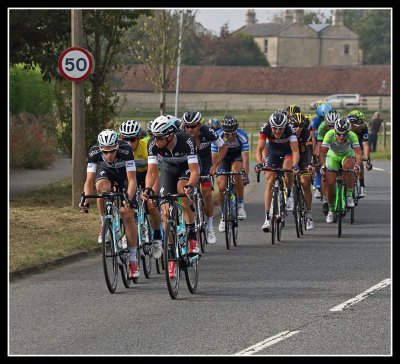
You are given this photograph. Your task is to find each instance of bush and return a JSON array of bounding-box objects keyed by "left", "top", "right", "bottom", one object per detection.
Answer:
[{"left": 9, "top": 113, "right": 58, "bottom": 169}]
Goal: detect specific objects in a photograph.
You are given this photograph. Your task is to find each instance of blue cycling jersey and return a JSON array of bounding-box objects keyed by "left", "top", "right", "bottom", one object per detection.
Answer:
[{"left": 211, "top": 128, "right": 249, "bottom": 156}]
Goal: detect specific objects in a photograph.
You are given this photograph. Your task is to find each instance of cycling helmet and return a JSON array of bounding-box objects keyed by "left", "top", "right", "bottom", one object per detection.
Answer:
[
  {"left": 182, "top": 110, "right": 202, "bottom": 124},
  {"left": 146, "top": 120, "right": 153, "bottom": 135},
  {"left": 316, "top": 103, "right": 332, "bottom": 117},
  {"left": 285, "top": 104, "right": 301, "bottom": 117},
  {"left": 325, "top": 110, "right": 340, "bottom": 126},
  {"left": 334, "top": 117, "right": 351, "bottom": 135},
  {"left": 151, "top": 114, "right": 180, "bottom": 136},
  {"left": 221, "top": 115, "right": 239, "bottom": 133},
  {"left": 289, "top": 113, "right": 306, "bottom": 128},
  {"left": 347, "top": 114, "right": 363, "bottom": 125},
  {"left": 98, "top": 129, "right": 118, "bottom": 147},
  {"left": 119, "top": 120, "right": 142, "bottom": 137},
  {"left": 269, "top": 112, "right": 288, "bottom": 129},
  {"left": 348, "top": 109, "right": 365, "bottom": 122}
]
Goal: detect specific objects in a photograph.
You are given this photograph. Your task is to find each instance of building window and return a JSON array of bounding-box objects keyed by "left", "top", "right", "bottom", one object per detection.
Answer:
[
  {"left": 264, "top": 39, "right": 268, "bottom": 54},
  {"left": 344, "top": 44, "right": 349, "bottom": 55}
]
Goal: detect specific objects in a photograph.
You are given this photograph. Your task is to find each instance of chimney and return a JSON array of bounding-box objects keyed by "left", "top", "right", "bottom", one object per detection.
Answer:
[
  {"left": 283, "top": 10, "right": 293, "bottom": 22},
  {"left": 332, "top": 9, "right": 344, "bottom": 26},
  {"left": 293, "top": 9, "right": 304, "bottom": 23},
  {"left": 246, "top": 9, "right": 257, "bottom": 25}
]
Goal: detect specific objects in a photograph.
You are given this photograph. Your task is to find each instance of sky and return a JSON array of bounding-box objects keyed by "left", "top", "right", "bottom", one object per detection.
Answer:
[{"left": 193, "top": 8, "right": 335, "bottom": 34}]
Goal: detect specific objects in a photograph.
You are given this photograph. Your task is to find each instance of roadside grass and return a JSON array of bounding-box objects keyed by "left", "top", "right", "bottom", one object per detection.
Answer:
[{"left": 9, "top": 177, "right": 100, "bottom": 272}]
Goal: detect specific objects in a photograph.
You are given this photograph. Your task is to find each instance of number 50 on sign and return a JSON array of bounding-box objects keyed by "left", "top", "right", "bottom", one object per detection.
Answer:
[{"left": 58, "top": 47, "right": 94, "bottom": 81}]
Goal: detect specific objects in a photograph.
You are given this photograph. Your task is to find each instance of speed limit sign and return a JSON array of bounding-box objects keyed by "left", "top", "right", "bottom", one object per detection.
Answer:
[{"left": 58, "top": 47, "right": 94, "bottom": 81}]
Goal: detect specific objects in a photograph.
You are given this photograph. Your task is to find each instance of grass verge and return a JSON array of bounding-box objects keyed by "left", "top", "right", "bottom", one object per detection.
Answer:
[{"left": 9, "top": 177, "right": 100, "bottom": 273}]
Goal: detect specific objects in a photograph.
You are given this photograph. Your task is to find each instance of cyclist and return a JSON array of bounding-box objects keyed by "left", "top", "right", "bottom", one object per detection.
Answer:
[
  {"left": 285, "top": 104, "right": 301, "bottom": 118},
  {"left": 211, "top": 115, "right": 250, "bottom": 232},
  {"left": 319, "top": 118, "right": 362, "bottom": 223},
  {"left": 311, "top": 103, "right": 332, "bottom": 198},
  {"left": 208, "top": 118, "right": 221, "bottom": 131},
  {"left": 316, "top": 109, "right": 340, "bottom": 213},
  {"left": 348, "top": 110, "right": 373, "bottom": 196},
  {"left": 142, "top": 114, "right": 200, "bottom": 278},
  {"left": 182, "top": 110, "right": 228, "bottom": 244},
  {"left": 80, "top": 129, "right": 140, "bottom": 279},
  {"left": 255, "top": 112, "right": 300, "bottom": 232},
  {"left": 119, "top": 120, "right": 163, "bottom": 259},
  {"left": 289, "top": 113, "right": 314, "bottom": 229}
]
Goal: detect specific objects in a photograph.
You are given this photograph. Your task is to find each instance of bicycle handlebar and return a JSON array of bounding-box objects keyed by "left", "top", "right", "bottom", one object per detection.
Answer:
[
  {"left": 322, "top": 168, "right": 355, "bottom": 182},
  {"left": 255, "top": 167, "right": 293, "bottom": 183},
  {"left": 146, "top": 191, "right": 196, "bottom": 212},
  {"left": 80, "top": 190, "right": 129, "bottom": 213}
]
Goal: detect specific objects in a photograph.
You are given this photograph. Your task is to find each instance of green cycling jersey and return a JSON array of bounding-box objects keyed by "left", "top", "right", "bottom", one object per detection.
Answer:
[
  {"left": 322, "top": 129, "right": 360, "bottom": 157},
  {"left": 317, "top": 121, "right": 330, "bottom": 142}
]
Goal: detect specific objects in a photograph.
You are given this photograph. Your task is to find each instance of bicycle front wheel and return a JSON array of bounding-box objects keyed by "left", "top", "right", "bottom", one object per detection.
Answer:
[
  {"left": 140, "top": 214, "right": 153, "bottom": 279},
  {"left": 224, "top": 193, "right": 233, "bottom": 250},
  {"left": 293, "top": 184, "right": 301, "bottom": 238},
  {"left": 271, "top": 187, "right": 279, "bottom": 245},
  {"left": 164, "top": 220, "right": 180, "bottom": 299},
  {"left": 184, "top": 250, "right": 199, "bottom": 294},
  {"left": 232, "top": 193, "right": 239, "bottom": 247},
  {"left": 102, "top": 218, "right": 119, "bottom": 293},
  {"left": 337, "top": 186, "right": 344, "bottom": 238}
]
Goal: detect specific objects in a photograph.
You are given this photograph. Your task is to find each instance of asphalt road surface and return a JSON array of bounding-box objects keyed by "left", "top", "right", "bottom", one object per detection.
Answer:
[{"left": 9, "top": 161, "right": 391, "bottom": 356}]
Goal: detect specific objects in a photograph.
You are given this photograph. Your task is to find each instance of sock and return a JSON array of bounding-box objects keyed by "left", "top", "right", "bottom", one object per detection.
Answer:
[
  {"left": 100, "top": 215, "right": 106, "bottom": 223},
  {"left": 265, "top": 210, "right": 270, "bottom": 218},
  {"left": 153, "top": 229, "right": 162, "bottom": 240},
  {"left": 206, "top": 215, "right": 213, "bottom": 229},
  {"left": 360, "top": 179, "right": 365, "bottom": 187},
  {"left": 238, "top": 198, "right": 244, "bottom": 204},
  {"left": 307, "top": 209, "right": 312, "bottom": 218},
  {"left": 287, "top": 189, "right": 291, "bottom": 197},
  {"left": 238, "top": 202, "right": 244, "bottom": 208},
  {"left": 346, "top": 188, "right": 353, "bottom": 198},
  {"left": 129, "top": 247, "right": 137, "bottom": 263},
  {"left": 329, "top": 204, "right": 335, "bottom": 212}
]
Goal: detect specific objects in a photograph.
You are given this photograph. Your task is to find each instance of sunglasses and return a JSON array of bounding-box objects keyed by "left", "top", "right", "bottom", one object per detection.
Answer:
[
  {"left": 122, "top": 137, "right": 138, "bottom": 143},
  {"left": 101, "top": 147, "right": 118, "bottom": 154},
  {"left": 224, "top": 132, "right": 237, "bottom": 136},
  {"left": 184, "top": 124, "right": 199, "bottom": 130},
  {"left": 154, "top": 135, "right": 167, "bottom": 140}
]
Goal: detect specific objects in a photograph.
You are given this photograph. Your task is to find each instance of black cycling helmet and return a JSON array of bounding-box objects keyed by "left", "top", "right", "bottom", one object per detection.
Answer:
[
  {"left": 182, "top": 110, "right": 202, "bottom": 124},
  {"left": 269, "top": 112, "right": 288, "bottom": 129},
  {"left": 289, "top": 113, "right": 306, "bottom": 128},
  {"left": 334, "top": 117, "right": 351, "bottom": 135},
  {"left": 285, "top": 104, "right": 301, "bottom": 117},
  {"left": 221, "top": 115, "right": 239, "bottom": 133}
]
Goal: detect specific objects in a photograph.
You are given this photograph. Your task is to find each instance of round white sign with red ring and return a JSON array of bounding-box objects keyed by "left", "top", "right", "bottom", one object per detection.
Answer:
[{"left": 58, "top": 47, "right": 94, "bottom": 81}]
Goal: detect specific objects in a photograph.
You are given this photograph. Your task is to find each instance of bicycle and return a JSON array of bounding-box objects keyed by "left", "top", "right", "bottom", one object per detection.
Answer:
[
  {"left": 80, "top": 186, "right": 134, "bottom": 293},
  {"left": 194, "top": 175, "right": 214, "bottom": 253},
  {"left": 257, "top": 167, "right": 292, "bottom": 244},
  {"left": 292, "top": 169, "right": 314, "bottom": 238},
  {"left": 135, "top": 188, "right": 154, "bottom": 279},
  {"left": 215, "top": 169, "right": 246, "bottom": 250},
  {"left": 150, "top": 192, "right": 200, "bottom": 299},
  {"left": 323, "top": 168, "right": 355, "bottom": 237}
]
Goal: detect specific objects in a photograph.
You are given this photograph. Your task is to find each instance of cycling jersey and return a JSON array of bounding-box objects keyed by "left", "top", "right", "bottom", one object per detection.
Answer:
[
  {"left": 259, "top": 122, "right": 297, "bottom": 168},
  {"left": 316, "top": 121, "right": 330, "bottom": 142},
  {"left": 322, "top": 129, "right": 360, "bottom": 157},
  {"left": 132, "top": 138, "right": 149, "bottom": 173},
  {"left": 296, "top": 127, "right": 313, "bottom": 171},
  {"left": 147, "top": 132, "right": 199, "bottom": 197},
  {"left": 311, "top": 115, "right": 324, "bottom": 139},
  {"left": 211, "top": 128, "right": 249, "bottom": 157},
  {"left": 87, "top": 139, "right": 136, "bottom": 186},
  {"left": 352, "top": 124, "right": 369, "bottom": 144}
]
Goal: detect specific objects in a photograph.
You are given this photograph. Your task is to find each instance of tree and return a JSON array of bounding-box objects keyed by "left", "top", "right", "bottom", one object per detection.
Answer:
[{"left": 130, "top": 10, "right": 191, "bottom": 115}]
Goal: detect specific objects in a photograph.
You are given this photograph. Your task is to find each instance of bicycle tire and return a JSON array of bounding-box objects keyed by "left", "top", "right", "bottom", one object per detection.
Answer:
[
  {"left": 271, "top": 186, "right": 279, "bottom": 245},
  {"left": 140, "top": 214, "right": 153, "bottom": 279},
  {"left": 196, "top": 194, "right": 207, "bottom": 253},
  {"left": 224, "top": 192, "right": 232, "bottom": 250},
  {"left": 102, "top": 218, "right": 119, "bottom": 293},
  {"left": 293, "top": 184, "right": 301, "bottom": 238},
  {"left": 337, "top": 185, "right": 343, "bottom": 238},
  {"left": 184, "top": 246, "right": 199, "bottom": 294},
  {"left": 118, "top": 219, "right": 134, "bottom": 288},
  {"left": 277, "top": 188, "right": 285, "bottom": 242},
  {"left": 299, "top": 188, "right": 307, "bottom": 235},
  {"left": 164, "top": 220, "right": 180, "bottom": 299},
  {"left": 232, "top": 193, "right": 239, "bottom": 247}
]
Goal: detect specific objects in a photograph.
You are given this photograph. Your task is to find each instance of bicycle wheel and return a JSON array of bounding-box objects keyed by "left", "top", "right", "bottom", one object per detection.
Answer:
[
  {"left": 277, "top": 189, "right": 285, "bottom": 242},
  {"left": 232, "top": 193, "right": 239, "bottom": 247},
  {"left": 337, "top": 185, "right": 344, "bottom": 238},
  {"left": 196, "top": 195, "right": 207, "bottom": 253},
  {"left": 293, "top": 184, "right": 301, "bottom": 238},
  {"left": 102, "top": 218, "right": 119, "bottom": 293},
  {"left": 164, "top": 220, "right": 180, "bottom": 299},
  {"left": 118, "top": 220, "right": 134, "bottom": 288},
  {"left": 299, "top": 188, "right": 307, "bottom": 235},
  {"left": 271, "top": 187, "right": 279, "bottom": 245},
  {"left": 140, "top": 214, "right": 153, "bottom": 279},
  {"left": 224, "top": 192, "right": 233, "bottom": 250},
  {"left": 184, "top": 242, "right": 199, "bottom": 294}
]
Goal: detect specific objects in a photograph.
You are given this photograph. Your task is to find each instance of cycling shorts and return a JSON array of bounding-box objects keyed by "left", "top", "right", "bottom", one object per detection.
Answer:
[
  {"left": 217, "top": 152, "right": 242, "bottom": 173},
  {"left": 326, "top": 149, "right": 355, "bottom": 169},
  {"left": 95, "top": 165, "right": 129, "bottom": 191},
  {"left": 264, "top": 147, "right": 292, "bottom": 169}
]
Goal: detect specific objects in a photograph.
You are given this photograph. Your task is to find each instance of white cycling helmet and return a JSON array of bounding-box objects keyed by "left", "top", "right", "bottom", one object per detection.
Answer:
[
  {"left": 325, "top": 110, "right": 340, "bottom": 126},
  {"left": 182, "top": 110, "right": 202, "bottom": 124},
  {"left": 151, "top": 114, "right": 180, "bottom": 136},
  {"left": 269, "top": 112, "right": 287, "bottom": 129},
  {"left": 334, "top": 117, "right": 351, "bottom": 135},
  {"left": 119, "top": 120, "right": 142, "bottom": 137},
  {"left": 98, "top": 129, "right": 118, "bottom": 147}
]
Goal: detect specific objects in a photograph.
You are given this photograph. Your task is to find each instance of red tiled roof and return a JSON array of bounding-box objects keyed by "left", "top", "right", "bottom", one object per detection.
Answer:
[{"left": 118, "top": 64, "right": 391, "bottom": 96}]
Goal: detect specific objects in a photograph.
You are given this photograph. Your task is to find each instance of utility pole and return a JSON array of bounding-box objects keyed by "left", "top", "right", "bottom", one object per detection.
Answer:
[
  {"left": 71, "top": 9, "right": 86, "bottom": 207},
  {"left": 174, "top": 9, "right": 184, "bottom": 117}
]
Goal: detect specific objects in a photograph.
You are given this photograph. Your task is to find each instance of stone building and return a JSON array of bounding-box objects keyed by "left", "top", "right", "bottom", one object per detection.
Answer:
[{"left": 237, "top": 9, "right": 361, "bottom": 67}]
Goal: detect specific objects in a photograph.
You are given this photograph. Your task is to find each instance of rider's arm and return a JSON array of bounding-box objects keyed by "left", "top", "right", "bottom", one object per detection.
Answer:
[
  {"left": 145, "top": 162, "right": 159, "bottom": 191},
  {"left": 126, "top": 170, "right": 137, "bottom": 202},
  {"left": 211, "top": 139, "right": 228, "bottom": 174},
  {"left": 319, "top": 146, "right": 328, "bottom": 167},
  {"left": 290, "top": 140, "right": 300, "bottom": 167},
  {"left": 353, "top": 146, "right": 363, "bottom": 169},
  {"left": 241, "top": 151, "right": 250, "bottom": 176},
  {"left": 256, "top": 138, "right": 267, "bottom": 165},
  {"left": 186, "top": 161, "right": 200, "bottom": 188}
]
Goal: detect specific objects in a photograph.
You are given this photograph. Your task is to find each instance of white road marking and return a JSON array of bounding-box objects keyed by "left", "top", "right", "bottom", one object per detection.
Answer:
[
  {"left": 234, "top": 330, "right": 300, "bottom": 355},
  {"left": 329, "top": 278, "right": 391, "bottom": 312},
  {"left": 373, "top": 167, "right": 385, "bottom": 171}
]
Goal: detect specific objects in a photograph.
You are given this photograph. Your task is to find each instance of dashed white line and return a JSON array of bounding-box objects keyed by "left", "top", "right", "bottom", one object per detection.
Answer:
[
  {"left": 234, "top": 330, "right": 300, "bottom": 355},
  {"left": 329, "top": 278, "right": 391, "bottom": 312}
]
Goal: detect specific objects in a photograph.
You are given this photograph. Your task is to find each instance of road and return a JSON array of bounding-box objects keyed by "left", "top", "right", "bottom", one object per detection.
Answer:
[{"left": 9, "top": 161, "right": 391, "bottom": 356}]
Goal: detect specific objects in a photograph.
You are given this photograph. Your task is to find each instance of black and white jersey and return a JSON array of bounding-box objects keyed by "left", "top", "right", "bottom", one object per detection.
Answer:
[
  {"left": 86, "top": 139, "right": 136, "bottom": 174},
  {"left": 197, "top": 125, "right": 224, "bottom": 159},
  {"left": 147, "top": 132, "right": 198, "bottom": 166},
  {"left": 259, "top": 122, "right": 297, "bottom": 153}
]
